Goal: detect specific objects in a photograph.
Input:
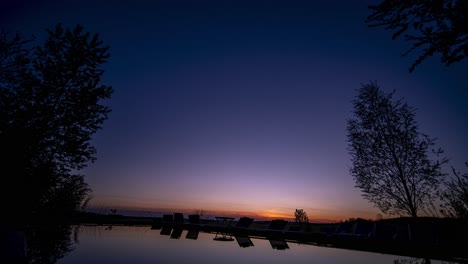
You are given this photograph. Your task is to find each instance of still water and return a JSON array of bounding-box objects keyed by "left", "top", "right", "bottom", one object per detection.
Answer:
[{"left": 45, "top": 225, "right": 454, "bottom": 264}]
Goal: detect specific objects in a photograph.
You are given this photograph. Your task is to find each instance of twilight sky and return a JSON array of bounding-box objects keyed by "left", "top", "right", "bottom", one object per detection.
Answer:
[{"left": 2, "top": 0, "right": 467, "bottom": 221}]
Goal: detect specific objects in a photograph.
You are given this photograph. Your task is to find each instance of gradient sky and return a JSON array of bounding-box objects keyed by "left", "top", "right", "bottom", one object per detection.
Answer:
[{"left": 2, "top": 0, "right": 467, "bottom": 222}]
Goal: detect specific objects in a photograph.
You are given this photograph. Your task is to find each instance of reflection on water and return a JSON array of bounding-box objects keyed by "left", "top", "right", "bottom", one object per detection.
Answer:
[
  {"left": 56, "top": 225, "right": 457, "bottom": 264},
  {"left": 26, "top": 225, "right": 78, "bottom": 264},
  {"left": 3, "top": 225, "right": 458, "bottom": 264}
]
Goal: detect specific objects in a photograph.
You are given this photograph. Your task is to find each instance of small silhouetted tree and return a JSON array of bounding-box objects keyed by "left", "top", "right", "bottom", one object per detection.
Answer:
[
  {"left": 347, "top": 82, "right": 447, "bottom": 217},
  {"left": 294, "top": 209, "right": 309, "bottom": 224},
  {"left": 0, "top": 23, "right": 112, "bottom": 222},
  {"left": 440, "top": 162, "right": 468, "bottom": 219},
  {"left": 366, "top": 0, "right": 468, "bottom": 72}
]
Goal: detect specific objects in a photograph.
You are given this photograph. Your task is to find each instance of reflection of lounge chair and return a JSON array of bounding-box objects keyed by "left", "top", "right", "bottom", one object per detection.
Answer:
[
  {"left": 186, "top": 229, "right": 199, "bottom": 240},
  {"left": 170, "top": 226, "right": 183, "bottom": 239},
  {"left": 269, "top": 239, "right": 289, "bottom": 250},
  {"left": 160, "top": 226, "right": 172, "bottom": 235},
  {"left": 235, "top": 236, "right": 254, "bottom": 248}
]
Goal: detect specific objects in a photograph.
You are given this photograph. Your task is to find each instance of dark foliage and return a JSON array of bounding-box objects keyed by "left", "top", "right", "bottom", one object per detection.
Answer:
[
  {"left": 347, "top": 82, "right": 447, "bottom": 217},
  {"left": 26, "top": 225, "right": 78, "bottom": 264},
  {"left": 294, "top": 209, "right": 309, "bottom": 224},
  {"left": 367, "top": 0, "right": 468, "bottom": 72},
  {"left": 440, "top": 162, "right": 468, "bottom": 219},
  {"left": 0, "top": 24, "right": 112, "bottom": 222}
]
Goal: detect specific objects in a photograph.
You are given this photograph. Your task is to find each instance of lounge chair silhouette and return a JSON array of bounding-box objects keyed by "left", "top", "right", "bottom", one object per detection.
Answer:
[
  {"left": 235, "top": 217, "right": 254, "bottom": 228},
  {"left": 162, "top": 214, "right": 174, "bottom": 224},
  {"left": 188, "top": 214, "right": 200, "bottom": 225},
  {"left": 174, "top": 213, "right": 184, "bottom": 224}
]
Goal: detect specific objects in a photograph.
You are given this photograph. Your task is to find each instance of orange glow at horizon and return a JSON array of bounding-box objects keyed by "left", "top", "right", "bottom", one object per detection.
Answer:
[{"left": 88, "top": 196, "right": 375, "bottom": 223}]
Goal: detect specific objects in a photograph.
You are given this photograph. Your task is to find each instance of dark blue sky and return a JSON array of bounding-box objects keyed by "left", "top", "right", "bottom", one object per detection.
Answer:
[{"left": 3, "top": 0, "right": 467, "bottom": 220}]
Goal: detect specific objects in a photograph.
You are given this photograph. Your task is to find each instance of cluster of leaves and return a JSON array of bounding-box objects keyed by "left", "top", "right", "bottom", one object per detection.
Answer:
[
  {"left": 367, "top": 0, "right": 468, "bottom": 72},
  {"left": 0, "top": 24, "right": 112, "bottom": 221}
]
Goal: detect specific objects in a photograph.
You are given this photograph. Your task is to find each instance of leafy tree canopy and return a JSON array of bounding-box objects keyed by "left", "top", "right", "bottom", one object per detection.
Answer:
[
  {"left": 347, "top": 82, "right": 447, "bottom": 217},
  {"left": 0, "top": 24, "right": 112, "bottom": 222}
]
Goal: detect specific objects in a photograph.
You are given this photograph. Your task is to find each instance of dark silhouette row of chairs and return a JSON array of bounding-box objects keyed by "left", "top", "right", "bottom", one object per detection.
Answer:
[
  {"left": 153, "top": 213, "right": 291, "bottom": 231},
  {"left": 153, "top": 214, "right": 256, "bottom": 229},
  {"left": 151, "top": 213, "right": 290, "bottom": 249},
  {"left": 155, "top": 213, "right": 199, "bottom": 239}
]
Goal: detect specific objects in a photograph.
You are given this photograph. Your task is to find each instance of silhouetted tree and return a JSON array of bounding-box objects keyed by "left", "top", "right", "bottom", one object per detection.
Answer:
[
  {"left": 366, "top": 0, "right": 468, "bottom": 72},
  {"left": 440, "top": 162, "right": 468, "bottom": 219},
  {"left": 347, "top": 82, "right": 447, "bottom": 217},
  {"left": 0, "top": 23, "right": 112, "bottom": 222},
  {"left": 294, "top": 209, "right": 309, "bottom": 224}
]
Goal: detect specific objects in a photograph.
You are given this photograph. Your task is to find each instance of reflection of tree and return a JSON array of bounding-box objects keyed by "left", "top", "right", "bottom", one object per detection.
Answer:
[
  {"left": 26, "top": 225, "right": 78, "bottom": 264},
  {"left": 393, "top": 257, "right": 431, "bottom": 264}
]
